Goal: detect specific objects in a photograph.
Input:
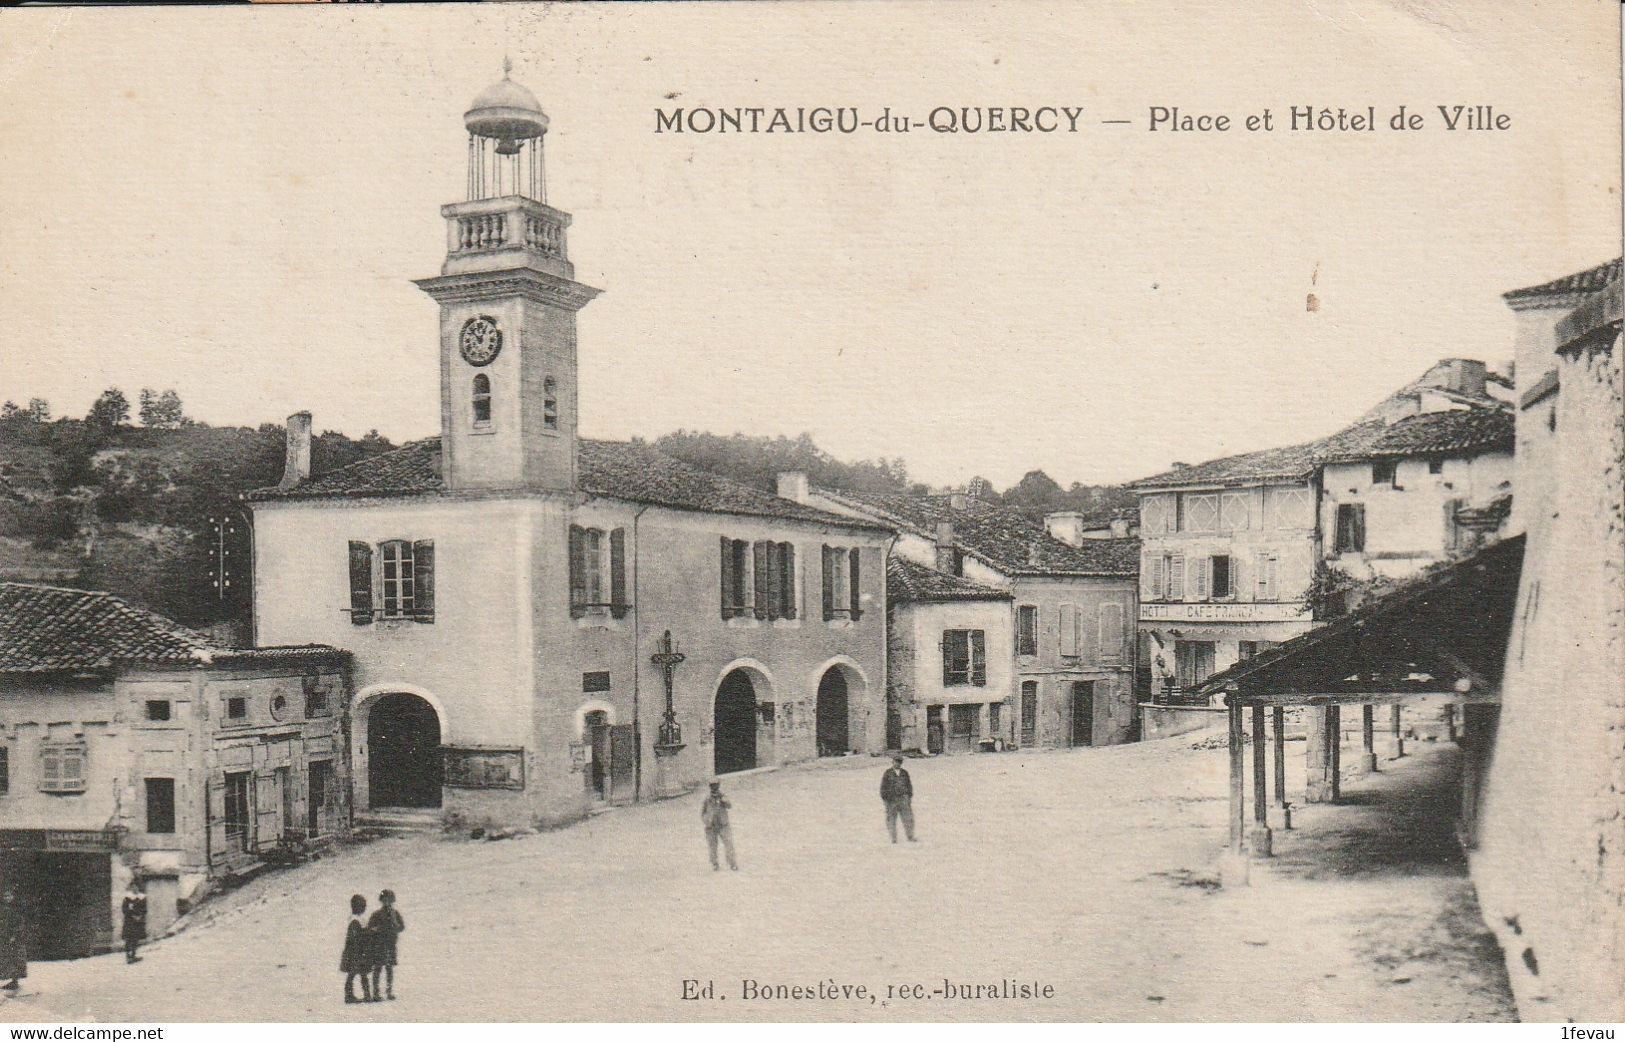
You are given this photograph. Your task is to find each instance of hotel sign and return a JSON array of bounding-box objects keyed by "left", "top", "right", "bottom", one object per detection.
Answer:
[{"left": 1140, "top": 602, "right": 1306, "bottom": 624}]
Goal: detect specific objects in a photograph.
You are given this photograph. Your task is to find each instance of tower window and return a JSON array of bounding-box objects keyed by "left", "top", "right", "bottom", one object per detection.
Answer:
[
  {"left": 472, "top": 373, "right": 492, "bottom": 426},
  {"left": 543, "top": 377, "right": 559, "bottom": 430}
]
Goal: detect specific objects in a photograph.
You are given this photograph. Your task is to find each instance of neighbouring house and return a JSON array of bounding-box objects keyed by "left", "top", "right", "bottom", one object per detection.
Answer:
[
  {"left": 1470, "top": 258, "right": 1624, "bottom": 1020},
  {"left": 1130, "top": 359, "right": 1513, "bottom": 737},
  {"left": 246, "top": 72, "right": 892, "bottom": 831},
  {"left": 788, "top": 480, "right": 1140, "bottom": 751},
  {"left": 0, "top": 583, "right": 348, "bottom": 958},
  {"left": 884, "top": 557, "right": 1014, "bottom": 753}
]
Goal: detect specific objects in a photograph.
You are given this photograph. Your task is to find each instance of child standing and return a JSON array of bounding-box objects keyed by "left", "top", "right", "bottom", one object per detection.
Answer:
[
  {"left": 341, "top": 894, "right": 374, "bottom": 1004},
  {"left": 367, "top": 889, "right": 405, "bottom": 1001}
]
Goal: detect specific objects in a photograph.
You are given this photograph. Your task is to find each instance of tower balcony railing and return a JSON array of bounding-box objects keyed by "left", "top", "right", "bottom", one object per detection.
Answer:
[{"left": 442, "top": 196, "right": 570, "bottom": 263}]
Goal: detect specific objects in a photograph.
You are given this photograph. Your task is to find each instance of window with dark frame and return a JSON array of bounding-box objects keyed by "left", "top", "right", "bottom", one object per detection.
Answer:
[
  {"left": 570, "top": 526, "right": 629, "bottom": 618},
  {"left": 145, "top": 700, "right": 172, "bottom": 722},
  {"left": 145, "top": 778, "right": 176, "bottom": 834},
  {"left": 720, "top": 537, "right": 752, "bottom": 618},
  {"left": 1335, "top": 502, "right": 1367, "bottom": 553},
  {"left": 1016, "top": 605, "right": 1038, "bottom": 656},
  {"left": 543, "top": 376, "right": 559, "bottom": 430},
  {"left": 472, "top": 373, "right": 492, "bottom": 425},
  {"left": 819, "top": 545, "right": 863, "bottom": 620},
  {"left": 380, "top": 539, "right": 416, "bottom": 618},
  {"left": 941, "top": 629, "right": 987, "bottom": 686},
  {"left": 223, "top": 771, "right": 252, "bottom": 853},
  {"left": 1372, "top": 459, "right": 1397, "bottom": 485},
  {"left": 348, "top": 539, "right": 435, "bottom": 625},
  {"left": 225, "top": 696, "right": 247, "bottom": 722},
  {"left": 1211, "top": 555, "right": 1232, "bottom": 599},
  {"left": 1428, "top": 458, "right": 1444, "bottom": 475}
]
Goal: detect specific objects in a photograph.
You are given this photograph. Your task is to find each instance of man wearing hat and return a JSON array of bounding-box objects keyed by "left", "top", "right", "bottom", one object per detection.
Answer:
[
  {"left": 700, "top": 780, "right": 738, "bottom": 871},
  {"left": 880, "top": 755, "right": 917, "bottom": 843}
]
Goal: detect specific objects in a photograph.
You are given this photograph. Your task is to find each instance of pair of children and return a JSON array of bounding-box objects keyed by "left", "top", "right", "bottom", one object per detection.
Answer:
[{"left": 341, "top": 889, "right": 405, "bottom": 1004}]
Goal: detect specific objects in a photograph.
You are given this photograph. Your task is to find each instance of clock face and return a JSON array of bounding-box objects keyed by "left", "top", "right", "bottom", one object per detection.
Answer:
[{"left": 459, "top": 316, "right": 503, "bottom": 367}]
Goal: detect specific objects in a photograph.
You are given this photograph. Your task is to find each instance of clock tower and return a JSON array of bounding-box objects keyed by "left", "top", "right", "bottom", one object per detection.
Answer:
[{"left": 415, "top": 65, "right": 601, "bottom": 493}]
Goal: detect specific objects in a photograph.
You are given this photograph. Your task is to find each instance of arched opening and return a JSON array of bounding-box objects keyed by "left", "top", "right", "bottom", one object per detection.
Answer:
[
  {"left": 367, "top": 692, "right": 443, "bottom": 808},
  {"left": 472, "top": 373, "right": 492, "bottom": 424},
  {"left": 714, "top": 670, "right": 759, "bottom": 775},
  {"left": 816, "top": 668, "right": 851, "bottom": 756},
  {"left": 583, "top": 709, "right": 610, "bottom": 799}
]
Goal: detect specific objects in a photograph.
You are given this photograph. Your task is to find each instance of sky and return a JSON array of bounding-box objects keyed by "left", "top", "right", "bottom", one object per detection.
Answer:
[{"left": 0, "top": 1, "right": 1618, "bottom": 488}]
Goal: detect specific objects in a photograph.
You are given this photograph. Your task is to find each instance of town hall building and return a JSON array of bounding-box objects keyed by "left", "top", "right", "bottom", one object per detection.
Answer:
[{"left": 247, "top": 71, "right": 891, "bottom": 829}]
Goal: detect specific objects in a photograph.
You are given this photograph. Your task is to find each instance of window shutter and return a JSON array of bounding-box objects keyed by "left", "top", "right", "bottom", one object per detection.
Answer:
[
  {"left": 412, "top": 539, "right": 435, "bottom": 623},
  {"left": 1193, "top": 556, "right": 1209, "bottom": 600},
  {"left": 780, "top": 542, "right": 797, "bottom": 619},
  {"left": 347, "top": 541, "right": 374, "bottom": 625},
  {"left": 609, "top": 528, "right": 629, "bottom": 618},
  {"left": 848, "top": 547, "right": 863, "bottom": 620},
  {"left": 206, "top": 777, "right": 229, "bottom": 866},
  {"left": 971, "top": 630, "right": 986, "bottom": 686},
  {"left": 1352, "top": 504, "right": 1366, "bottom": 552},
  {"left": 1101, "top": 603, "right": 1124, "bottom": 662},
  {"left": 752, "top": 540, "right": 771, "bottom": 620},
  {"left": 941, "top": 632, "right": 955, "bottom": 685},
  {"left": 1148, "top": 555, "right": 1163, "bottom": 600},
  {"left": 1059, "top": 603, "right": 1078, "bottom": 656},
  {"left": 569, "top": 526, "right": 588, "bottom": 618},
  {"left": 821, "top": 545, "right": 835, "bottom": 621},
  {"left": 1169, "top": 554, "right": 1185, "bottom": 600},
  {"left": 720, "top": 536, "right": 736, "bottom": 619},
  {"left": 1140, "top": 553, "right": 1156, "bottom": 599}
]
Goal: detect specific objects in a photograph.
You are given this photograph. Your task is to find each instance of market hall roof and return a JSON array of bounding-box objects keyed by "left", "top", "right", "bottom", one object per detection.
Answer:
[
  {"left": 1194, "top": 534, "right": 1524, "bottom": 706},
  {"left": 1130, "top": 408, "right": 1514, "bottom": 490},
  {"left": 812, "top": 487, "right": 1139, "bottom": 578},
  {"left": 0, "top": 583, "right": 343, "bottom": 676},
  {"left": 887, "top": 557, "right": 1012, "bottom": 606},
  {"left": 247, "top": 437, "right": 893, "bottom": 532}
]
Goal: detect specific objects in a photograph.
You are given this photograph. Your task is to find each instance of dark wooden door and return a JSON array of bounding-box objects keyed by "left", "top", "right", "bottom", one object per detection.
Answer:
[
  {"left": 714, "top": 671, "right": 758, "bottom": 774},
  {"left": 608, "top": 724, "right": 636, "bottom": 801},
  {"left": 1071, "top": 681, "right": 1095, "bottom": 747}
]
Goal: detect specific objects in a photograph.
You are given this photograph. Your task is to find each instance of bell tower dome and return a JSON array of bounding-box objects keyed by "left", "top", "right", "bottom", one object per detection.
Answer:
[{"left": 415, "top": 62, "right": 602, "bottom": 494}]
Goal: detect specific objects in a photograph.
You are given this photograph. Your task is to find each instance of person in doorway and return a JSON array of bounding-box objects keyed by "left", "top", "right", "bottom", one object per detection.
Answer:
[
  {"left": 0, "top": 882, "right": 26, "bottom": 993},
  {"left": 701, "top": 780, "right": 738, "bottom": 871},
  {"left": 881, "top": 755, "right": 917, "bottom": 843},
  {"left": 341, "top": 894, "right": 374, "bottom": 1004},
  {"left": 120, "top": 880, "right": 148, "bottom": 964},
  {"left": 367, "top": 889, "right": 405, "bottom": 1001}
]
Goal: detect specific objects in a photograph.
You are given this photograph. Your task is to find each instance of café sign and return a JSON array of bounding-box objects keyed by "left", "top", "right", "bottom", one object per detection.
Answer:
[{"left": 1140, "top": 601, "right": 1306, "bottom": 624}]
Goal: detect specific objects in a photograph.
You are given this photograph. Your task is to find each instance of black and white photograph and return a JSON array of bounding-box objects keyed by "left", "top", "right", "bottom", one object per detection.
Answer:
[{"left": 0, "top": 0, "right": 1620, "bottom": 1027}]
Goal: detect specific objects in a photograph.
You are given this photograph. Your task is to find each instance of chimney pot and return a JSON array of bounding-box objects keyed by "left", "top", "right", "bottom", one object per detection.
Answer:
[
  {"left": 1044, "top": 511, "right": 1085, "bottom": 547},
  {"left": 776, "top": 470, "right": 810, "bottom": 504},
  {"left": 279, "top": 411, "right": 312, "bottom": 490}
]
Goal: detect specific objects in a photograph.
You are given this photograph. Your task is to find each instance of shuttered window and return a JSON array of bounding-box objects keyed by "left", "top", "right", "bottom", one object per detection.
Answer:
[
  {"left": 1099, "top": 603, "right": 1125, "bottom": 663},
  {"left": 347, "top": 541, "right": 374, "bottom": 625},
  {"left": 1059, "top": 603, "right": 1079, "bottom": 657},
  {"left": 778, "top": 542, "right": 797, "bottom": 619},
  {"left": 1017, "top": 605, "right": 1038, "bottom": 656},
  {"left": 1168, "top": 554, "right": 1185, "bottom": 600},
  {"left": 1334, "top": 503, "right": 1366, "bottom": 553},
  {"left": 1211, "top": 554, "right": 1232, "bottom": 598},
  {"left": 1255, "top": 551, "right": 1279, "bottom": 600},
  {"left": 380, "top": 540, "right": 415, "bottom": 618},
  {"left": 40, "top": 744, "right": 87, "bottom": 793},
  {"left": 145, "top": 778, "right": 176, "bottom": 834},
  {"left": 941, "top": 629, "right": 986, "bottom": 686},
  {"left": 1192, "top": 556, "right": 1209, "bottom": 600},
  {"left": 571, "top": 526, "right": 630, "bottom": 618},
  {"left": 721, "top": 537, "right": 751, "bottom": 619},
  {"left": 820, "top": 545, "right": 863, "bottom": 620}
]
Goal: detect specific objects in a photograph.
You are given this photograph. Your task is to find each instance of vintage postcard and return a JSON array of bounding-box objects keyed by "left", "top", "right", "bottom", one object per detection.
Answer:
[{"left": 0, "top": 0, "right": 1620, "bottom": 1027}]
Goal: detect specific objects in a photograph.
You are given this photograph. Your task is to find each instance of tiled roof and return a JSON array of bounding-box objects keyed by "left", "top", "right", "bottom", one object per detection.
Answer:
[
  {"left": 816, "top": 488, "right": 1139, "bottom": 578},
  {"left": 1503, "top": 258, "right": 1622, "bottom": 308},
  {"left": 1133, "top": 407, "right": 1513, "bottom": 489},
  {"left": 0, "top": 583, "right": 346, "bottom": 675},
  {"left": 887, "top": 557, "right": 1011, "bottom": 605},
  {"left": 249, "top": 438, "right": 890, "bottom": 531}
]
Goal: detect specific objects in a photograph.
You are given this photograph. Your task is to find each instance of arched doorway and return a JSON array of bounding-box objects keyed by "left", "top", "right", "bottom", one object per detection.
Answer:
[
  {"left": 367, "top": 692, "right": 442, "bottom": 808},
  {"left": 816, "top": 668, "right": 850, "bottom": 756},
  {"left": 714, "top": 670, "right": 758, "bottom": 775}
]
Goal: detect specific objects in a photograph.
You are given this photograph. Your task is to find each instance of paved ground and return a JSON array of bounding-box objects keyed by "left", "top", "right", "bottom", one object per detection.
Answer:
[{"left": 1, "top": 733, "right": 1516, "bottom": 1022}]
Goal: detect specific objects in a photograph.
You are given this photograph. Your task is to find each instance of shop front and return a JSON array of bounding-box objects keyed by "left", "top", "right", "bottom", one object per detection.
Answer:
[{"left": 0, "top": 828, "right": 124, "bottom": 960}]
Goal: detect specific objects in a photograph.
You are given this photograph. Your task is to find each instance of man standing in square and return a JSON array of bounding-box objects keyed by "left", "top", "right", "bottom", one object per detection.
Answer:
[
  {"left": 701, "top": 780, "right": 738, "bottom": 871},
  {"left": 881, "top": 755, "right": 917, "bottom": 843}
]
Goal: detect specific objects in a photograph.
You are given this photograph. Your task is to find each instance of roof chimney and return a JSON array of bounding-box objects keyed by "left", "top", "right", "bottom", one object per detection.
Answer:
[
  {"left": 1450, "top": 359, "right": 1487, "bottom": 398},
  {"left": 1044, "top": 511, "right": 1084, "bottom": 547},
  {"left": 1109, "top": 517, "right": 1131, "bottom": 538},
  {"left": 279, "top": 411, "right": 312, "bottom": 490},
  {"left": 934, "top": 522, "right": 959, "bottom": 575},
  {"left": 776, "top": 470, "right": 810, "bottom": 504},
  {"left": 947, "top": 492, "right": 968, "bottom": 510}
]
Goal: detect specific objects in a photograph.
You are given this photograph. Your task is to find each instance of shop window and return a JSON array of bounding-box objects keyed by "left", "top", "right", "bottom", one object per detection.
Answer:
[
  {"left": 145, "top": 778, "right": 176, "bottom": 834},
  {"left": 941, "top": 629, "right": 987, "bottom": 686},
  {"left": 145, "top": 700, "right": 171, "bottom": 722},
  {"left": 1016, "top": 605, "right": 1038, "bottom": 656},
  {"left": 40, "top": 744, "right": 87, "bottom": 794}
]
